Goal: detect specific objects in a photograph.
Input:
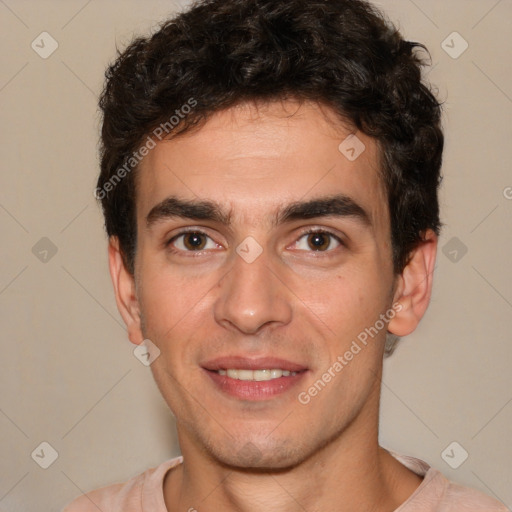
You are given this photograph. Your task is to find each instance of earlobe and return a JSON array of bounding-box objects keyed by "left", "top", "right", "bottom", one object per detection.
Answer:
[
  {"left": 387, "top": 229, "right": 438, "bottom": 337},
  {"left": 108, "top": 237, "right": 144, "bottom": 346}
]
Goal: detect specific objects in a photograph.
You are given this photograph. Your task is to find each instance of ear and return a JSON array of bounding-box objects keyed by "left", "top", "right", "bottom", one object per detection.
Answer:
[
  {"left": 387, "top": 229, "right": 438, "bottom": 337},
  {"left": 108, "top": 236, "right": 144, "bottom": 346}
]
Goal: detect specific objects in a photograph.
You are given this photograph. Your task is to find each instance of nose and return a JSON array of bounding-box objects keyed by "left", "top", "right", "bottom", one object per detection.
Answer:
[{"left": 213, "top": 246, "right": 293, "bottom": 335}]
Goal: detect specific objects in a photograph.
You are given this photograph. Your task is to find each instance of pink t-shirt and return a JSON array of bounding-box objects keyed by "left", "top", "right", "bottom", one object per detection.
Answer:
[{"left": 63, "top": 452, "right": 509, "bottom": 511}]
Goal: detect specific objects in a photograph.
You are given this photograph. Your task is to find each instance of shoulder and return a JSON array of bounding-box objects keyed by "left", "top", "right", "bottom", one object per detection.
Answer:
[
  {"left": 441, "top": 479, "right": 510, "bottom": 512},
  {"left": 62, "top": 483, "right": 124, "bottom": 512},
  {"left": 388, "top": 451, "right": 509, "bottom": 512},
  {"left": 62, "top": 456, "right": 183, "bottom": 512}
]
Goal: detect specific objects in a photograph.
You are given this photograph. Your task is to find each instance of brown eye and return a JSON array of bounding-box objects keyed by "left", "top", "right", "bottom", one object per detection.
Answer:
[
  {"left": 169, "top": 231, "right": 217, "bottom": 252},
  {"left": 294, "top": 230, "right": 342, "bottom": 252},
  {"left": 183, "top": 232, "right": 207, "bottom": 250},
  {"left": 307, "top": 232, "right": 331, "bottom": 251}
]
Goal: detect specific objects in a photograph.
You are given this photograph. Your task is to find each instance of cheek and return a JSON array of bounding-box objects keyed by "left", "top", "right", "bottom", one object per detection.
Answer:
[
  {"left": 137, "top": 266, "right": 218, "bottom": 365},
  {"left": 299, "top": 267, "right": 387, "bottom": 334},
  {"left": 137, "top": 269, "right": 192, "bottom": 341},
  {"left": 316, "top": 280, "right": 386, "bottom": 391}
]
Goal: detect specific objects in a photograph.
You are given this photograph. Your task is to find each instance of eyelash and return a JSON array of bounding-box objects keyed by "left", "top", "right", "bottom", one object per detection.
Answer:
[
  {"left": 165, "top": 228, "right": 344, "bottom": 255},
  {"left": 295, "top": 228, "right": 345, "bottom": 252}
]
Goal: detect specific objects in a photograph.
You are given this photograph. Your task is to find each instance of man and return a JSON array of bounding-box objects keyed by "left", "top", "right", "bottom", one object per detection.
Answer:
[{"left": 65, "top": 0, "right": 509, "bottom": 510}]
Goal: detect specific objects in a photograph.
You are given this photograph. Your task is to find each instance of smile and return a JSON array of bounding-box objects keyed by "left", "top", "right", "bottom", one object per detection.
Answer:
[{"left": 217, "top": 369, "right": 298, "bottom": 381}]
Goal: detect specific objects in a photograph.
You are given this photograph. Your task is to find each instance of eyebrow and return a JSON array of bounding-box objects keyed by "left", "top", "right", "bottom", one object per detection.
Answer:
[{"left": 145, "top": 194, "right": 372, "bottom": 229}]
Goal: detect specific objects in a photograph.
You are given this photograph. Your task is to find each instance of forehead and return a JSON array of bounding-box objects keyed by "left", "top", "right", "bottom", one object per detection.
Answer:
[{"left": 135, "top": 100, "right": 389, "bottom": 234}]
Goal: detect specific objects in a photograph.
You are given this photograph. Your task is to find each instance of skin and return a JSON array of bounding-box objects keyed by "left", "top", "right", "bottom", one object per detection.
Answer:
[{"left": 109, "top": 99, "right": 437, "bottom": 512}]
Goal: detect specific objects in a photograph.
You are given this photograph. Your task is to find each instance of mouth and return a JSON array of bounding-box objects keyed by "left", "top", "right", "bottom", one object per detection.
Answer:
[
  {"left": 216, "top": 368, "right": 298, "bottom": 380},
  {"left": 202, "top": 356, "right": 308, "bottom": 401}
]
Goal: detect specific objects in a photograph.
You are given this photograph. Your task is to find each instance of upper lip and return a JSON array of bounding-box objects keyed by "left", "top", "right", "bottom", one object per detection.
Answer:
[{"left": 201, "top": 356, "right": 308, "bottom": 372}]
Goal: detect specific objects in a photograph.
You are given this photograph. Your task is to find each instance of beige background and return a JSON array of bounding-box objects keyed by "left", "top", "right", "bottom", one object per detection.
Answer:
[{"left": 0, "top": 0, "right": 511, "bottom": 510}]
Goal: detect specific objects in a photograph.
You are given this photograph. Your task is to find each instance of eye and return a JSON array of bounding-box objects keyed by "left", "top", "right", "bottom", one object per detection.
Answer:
[
  {"left": 168, "top": 231, "right": 220, "bottom": 252},
  {"left": 294, "top": 230, "right": 342, "bottom": 252}
]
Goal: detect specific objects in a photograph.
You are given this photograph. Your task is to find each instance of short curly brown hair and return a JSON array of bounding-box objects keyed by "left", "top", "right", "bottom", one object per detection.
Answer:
[{"left": 97, "top": 0, "right": 443, "bottom": 276}]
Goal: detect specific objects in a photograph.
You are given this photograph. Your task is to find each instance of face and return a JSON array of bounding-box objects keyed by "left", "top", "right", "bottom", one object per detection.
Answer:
[{"left": 127, "top": 100, "right": 401, "bottom": 469}]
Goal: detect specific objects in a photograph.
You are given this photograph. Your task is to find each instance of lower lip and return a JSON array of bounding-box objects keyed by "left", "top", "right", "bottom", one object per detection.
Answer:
[{"left": 204, "top": 369, "right": 308, "bottom": 401}]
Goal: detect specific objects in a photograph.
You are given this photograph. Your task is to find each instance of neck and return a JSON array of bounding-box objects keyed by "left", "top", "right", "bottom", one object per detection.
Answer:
[{"left": 164, "top": 392, "right": 422, "bottom": 512}]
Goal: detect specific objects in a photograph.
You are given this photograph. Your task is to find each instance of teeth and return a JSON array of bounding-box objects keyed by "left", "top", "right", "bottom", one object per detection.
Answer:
[{"left": 219, "top": 369, "right": 297, "bottom": 381}]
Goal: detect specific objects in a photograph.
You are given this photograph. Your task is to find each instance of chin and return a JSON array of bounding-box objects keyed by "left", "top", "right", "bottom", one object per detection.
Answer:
[{"left": 207, "top": 436, "right": 310, "bottom": 472}]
